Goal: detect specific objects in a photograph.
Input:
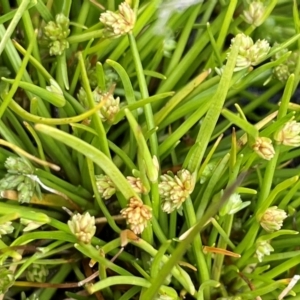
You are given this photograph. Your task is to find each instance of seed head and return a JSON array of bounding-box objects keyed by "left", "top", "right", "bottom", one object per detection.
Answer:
[
  {"left": 77, "top": 87, "right": 89, "bottom": 108},
  {"left": 97, "top": 91, "right": 120, "bottom": 123},
  {"left": 78, "top": 87, "right": 120, "bottom": 123},
  {"left": 249, "top": 39, "right": 270, "bottom": 63},
  {"left": 127, "top": 176, "right": 147, "bottom": 194},
  {"left": 121, "top": 197, "right": 152, "bottom": 234},
  {"left": 260, "top": 206, "right": 287, "bottom": 232},
  {"left": 100, "top": 2, "right": 135, "bottom": 38},
  {"left": 256, "top": 241, "right": 274, "bottom": 262},
  {"left": 5, "top": 157, "right": 32, "bottom": 174},
  {"left": 229, "top": 34, "right": 270, "bottom": 71},
  {"left": 0, "top": 221, "right": 14, "bottom": 238},
  {"left": 252, "top": 137, "right": 275, "bottom": 160},
  {"left": 0, "top": 174, "right": 26, "bottom": 190},
  {"left": 200, "top": 161, "right": 217, "bottom": 184},
  {"left": 273, "top": 64, "right": 290, "bottom": 82},
  {"left": 95, "top": 174, "right": 117, "bottom": 199},
  {"left": 159, "top": 169, "right": 195, "bottom": 214},
  {"left": 68, "top": 212, "right": 96, "bottom": 243},
  {"left": 46, "top": 79, "right": 64, "bottom": 98},
  {"left": 26, "top": 264, "right": 49, "bottom": 283},
  {"left": 272, "top": 49, "right": 299, "bottom": 82},
  {"left": 44, "top": 13, "right": 70, "bottom": 55},
  {"left": 152, "top": 155, "right": 160, "bottom": 174},
  {"left": 243, "top": 1, "right": 265, "bottom": 27},
  {"left": 21, "top": 218, "right": 45, "bottom": 232},
  {"left": 274, "top": 120, "right": 300, "bottom": 147},
  {"left": 17, "top": 176, "right": 35, "bottom": 203},
  {"left": 163, "top": 32, "right": 177, "bottom": 58},
  {"left": 0, "top": 269, "right": 14, "bottom": 294},
  {"left": 220, "top": 193, "right": 250, "bottom": 216}
]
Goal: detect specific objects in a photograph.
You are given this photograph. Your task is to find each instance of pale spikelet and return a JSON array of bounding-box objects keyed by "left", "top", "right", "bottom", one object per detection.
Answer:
[
  {"left": 68, "top": 212, "right": 96, "bottom": 243},
  {"left": 256, "top": 241, "right": 274, "bottom": 262},
  {"left": 21, "top": 218, "right": 45, "bottom": 232},
  {"left": 95, "top": 174, "right": 117, "bottom": 199},
  {"left": 0, "top": 269, "right": 14, "bottom": 294},
  {"left": 0, "top": 222, "right": 14, "bottom": 238},
  {"left": 26, "top": 264, "right": 49, "bottom": 283},
  {"left": 159, "top": 169, "right": 195, "bottom": 214},
  {"left": 274, "top": 120, "right": 300, "bottom": 147},
  {"left": 121, "top": 197, "right": 152, "bottom": 234},
  {"left": 100, "top": 2, "right": 135, "bottom": 38},
  {"left": 127, "top": 176, "right": 147, "bottom": 194},
  {"left": 228, "top": 33, "right": 270, "bottom": 71},
  {"left": 243, "top": 1, "right": 265, "bottom": 27},
  {"left": 252, "top": 137, "right": 275, "bottom": 160},
  {"left": 260, "top": 206, "right": 287, "bottom": 232}
]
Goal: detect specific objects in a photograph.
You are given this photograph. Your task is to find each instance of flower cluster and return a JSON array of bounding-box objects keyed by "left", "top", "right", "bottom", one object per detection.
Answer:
[
  {"left": 260, "top": 206, "right": 287, "bottom": 232},
  {"left": 200, "top": 161, "right": 218, "bottom": 184},
  {"left": 0, "top": 268, "right": 14, "bottom": 294},
  {"left": 121, "top": 197, "right": 152, "bottom": 234},
  {"left": 0, "top": 157, "right": 35, "bottom": 203},
  {"left": 44, "top": 13, "right": 70, "bottom": 56},
  {"left": 95, "top": 174, "right": 117, "bottom": 199},
  {"left": 46, "top": 78, "right": 64, "bottom": 98},
  {"left": 97, "top": 91, "right": 120, "bottom": 123},
  {"left": 0, "top": 221, "right": 14, "bottom": 238},
  {"left": 84, "top": 58, "right": 98, "bottom": 89},
  {"left": 127, "top": 176, "right": 147, "bottom": 194},
  {"left": 251, "top": 120, "right": 300, "bottom": 160},
  {"left": 100, "top": 2, "right": 135, "bottom": 38},
  {"left": 96, "top": 173, "right": 146, "bottom": 199},
  {"left": 272, "top": 46, "right": 299, "bottom": 82},
  {"left": 163, "top": 32, "right": 177, "bottom": 58},
  {"left": 220, "top": 193, "right": 250, "bottom": 216},
  {"left": 21, "top": 292, "right": 39, "bottom": 300},
  {"left": 68, "top": 212, "right": 96, "bottom": 244},
  {"left": 21, "top": 218, "right": 45, "bottom": 232},
  {"left": 274, "top": 120, "right": 300, "bottom": 147},
  {"left": 243, "top": 1, "right": 265, "bottom": 27},
  {"left": 252, "top": 137, "right": 275, "bottom": 160},
  {"left": 256, "top": 240, "right": 274, "bottom": 262},
  {"left": 82, "top": 59, "right": 120, "bottom": 89},
  {"left": 229, "top": 33, "right": 270, "bottom": 71},
  {"left": 78, "top": 87, "right": 120, "bottom": 123},
  {"left": 26, "top": 264, "right": 49, "bottom": 283},
  {"left": 159, "top": 169, "right": 195, "bottom": 214}
]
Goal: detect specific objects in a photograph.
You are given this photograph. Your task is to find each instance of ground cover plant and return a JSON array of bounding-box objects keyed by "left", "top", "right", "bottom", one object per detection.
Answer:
[{"left": 1, "top": 0, "right": 300, "bottom": 299}]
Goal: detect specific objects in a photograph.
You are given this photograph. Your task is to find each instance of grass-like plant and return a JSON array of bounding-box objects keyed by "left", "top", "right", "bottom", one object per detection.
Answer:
[{"left": 1, "top": 1, "right": 300, "bottom": 299}]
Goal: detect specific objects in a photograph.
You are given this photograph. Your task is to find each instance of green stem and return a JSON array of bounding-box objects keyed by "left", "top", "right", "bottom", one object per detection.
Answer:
[
  {"left": 166, "top": 3, "right": 202, "bottom": 76},
  {"left": 78, "top": 52, "right": 111, "bottom": 158},
  {"left": 56, "top": 52, "right": 69, "bottom": 90},
  {"left": 107, "top": 0, "right": 115, "bottom": 11},
  {"left": 211, "top": 215, "right": 233, "bottom": 282},
  {"left": 17, "top": 0, "right": 46, "bottom": 88},
  {"left": 0, "top": 0, "right": 31, "bottom": 56},
  {"left": 0, "top": 32, "right": 34, "bottom": 119},
  {"left": 34, "top": 124, "right": 138, "bottom": 207},
  {"left": 184, "top": 197, "right": 211, "bottom": 299},
  {"left": 8, "top": 97, "right": 104, "bottom": 125},
  {"left": 128, "top": 33, "right": 158, "bottom": 157},
  {"left": 68, "top": 29, "right": 103, "bottom": 44},
  {"left": 70, "top": 0, "right": 91, "bottom": 49},
  {"left": 215, "top": 0, "right": 237, "bottom": 51}
]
